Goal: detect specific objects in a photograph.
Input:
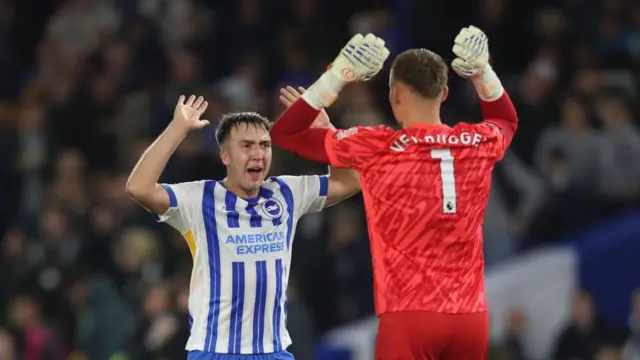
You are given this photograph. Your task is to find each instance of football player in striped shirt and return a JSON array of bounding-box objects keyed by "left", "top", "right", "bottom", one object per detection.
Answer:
[
  {"left": 125, "top": 91, "right": 370, "bottom": 360},
  {"left": 126, "top": 34, "right": 388, "bottom": 359},
  {"left": 124, "top": 87, "right": 376, "bottom": 359}
]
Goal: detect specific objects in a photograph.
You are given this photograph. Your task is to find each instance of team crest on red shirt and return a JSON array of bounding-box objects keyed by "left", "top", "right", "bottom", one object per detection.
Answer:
[{"left": 336, "top": 127, "right": 358, "bottom": 140}]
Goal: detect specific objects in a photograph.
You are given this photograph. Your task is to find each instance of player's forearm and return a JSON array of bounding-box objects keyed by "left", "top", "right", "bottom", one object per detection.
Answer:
[
  {"left": 326, "top": 167, "right": 361, "bottom": 206},
  {"left": 480, "top": 91, "right": 517, "bottom": 125},
  {"left": 126, "top": 121, "right": 187, "bottom": 197},
  {"left": 271, "top": 98, "right": 321, "bottom": 136},
  {"left": 270, "top": 99, "right": 332, "bottom": 163},
  {"left": 472, "top": 67, "right": 518, "bottom": 132}
]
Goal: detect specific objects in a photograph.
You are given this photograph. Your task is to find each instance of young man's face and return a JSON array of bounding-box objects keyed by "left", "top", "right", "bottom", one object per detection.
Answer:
[{"left": 221, "top": 124, "right": 272, "bottom": 194}]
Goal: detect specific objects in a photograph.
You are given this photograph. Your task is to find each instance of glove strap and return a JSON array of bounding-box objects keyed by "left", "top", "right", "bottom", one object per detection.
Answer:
[
  {"left": 301, "top": 71, "right": 345, "bottom": 109},
  {"left": 471, "top": 66, "right": 504, "bottom": 102}
]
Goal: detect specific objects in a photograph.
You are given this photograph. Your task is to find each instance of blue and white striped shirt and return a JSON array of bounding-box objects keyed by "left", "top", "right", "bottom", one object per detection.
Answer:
[{"left": 155, "top": 175, "right": 328, "bottom": 354}]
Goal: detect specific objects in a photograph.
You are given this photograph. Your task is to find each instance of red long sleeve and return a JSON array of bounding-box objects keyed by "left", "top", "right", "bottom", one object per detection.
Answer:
[
  {"left": 270, "top": 99, "right": 331, "bottom": 163},
  {"left": 480, "top": 91, "right": 518, "bottom": 143}
]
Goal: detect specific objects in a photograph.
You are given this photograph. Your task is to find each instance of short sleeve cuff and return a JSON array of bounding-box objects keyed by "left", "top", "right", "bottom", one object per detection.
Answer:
[
  {"left": 319, "top": 175, "right": 329, "bottom": 197},
  {"left": 161, "top": 184, "right": 178, "bottom": 207},
  {"left": 150, "top": 184, "right": 179, "bottom": 222},
  {"left": 324, "top": 130, "right": 343, "bottom": 167}
]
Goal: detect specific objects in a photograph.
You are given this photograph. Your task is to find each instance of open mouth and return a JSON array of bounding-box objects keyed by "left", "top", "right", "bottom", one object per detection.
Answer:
[{"left": 247, "top": 167, "right": 264, "bottom": 179}]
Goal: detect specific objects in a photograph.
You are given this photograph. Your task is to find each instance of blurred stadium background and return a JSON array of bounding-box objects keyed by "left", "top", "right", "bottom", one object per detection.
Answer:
[{"left": 0, "top": 0, "right": 639, "bottom": 359}]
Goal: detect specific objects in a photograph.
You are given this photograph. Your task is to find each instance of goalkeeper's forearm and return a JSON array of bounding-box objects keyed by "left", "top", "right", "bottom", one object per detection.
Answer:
[
  {"left": 270, "top": 99, "right": 332, "bottom": 163},
  {"left": 471, "top": 65, "right": 504, "bottom": 102},
  {"left": 270, "top": 69, "right": 347, "bottom": 163},
  {"left": 473, "top": 66, "right": 518, "bottom": 133},
  {"left": 270, "top": 68, "right": 344, "bottom": 137},
  {"left": 300, "top": 69, "right": 345, "bottom": 109}
]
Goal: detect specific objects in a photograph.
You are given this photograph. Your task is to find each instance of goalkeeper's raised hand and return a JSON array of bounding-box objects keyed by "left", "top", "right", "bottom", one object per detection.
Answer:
[
  {"left": 302, "top": 33, "right": 390, "bottom": 109},
  {"left": 451, "top": 26, "right": 504, "bottom": 102},
  {"left": 329, "top": 33, "right": 389, "bottom": 83},
  {"left": 451, "top": 26, "right": 489, "bottom": 78}
]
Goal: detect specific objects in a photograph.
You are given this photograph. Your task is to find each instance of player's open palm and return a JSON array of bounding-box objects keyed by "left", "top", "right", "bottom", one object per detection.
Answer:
[
  {"left": 174, "top": 95, "right": 210, "bottom": 131},
  {"left": 279, "top": 86, "right": 334, "bottom": 129}
]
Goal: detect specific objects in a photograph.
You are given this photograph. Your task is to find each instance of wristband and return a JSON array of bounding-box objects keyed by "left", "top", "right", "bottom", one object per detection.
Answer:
[
  {"left": 471, "top": 65, "right": 504, "bottom": 102},
  {"left": 301, "top": 71, "right": 345, "bottom": 109}
]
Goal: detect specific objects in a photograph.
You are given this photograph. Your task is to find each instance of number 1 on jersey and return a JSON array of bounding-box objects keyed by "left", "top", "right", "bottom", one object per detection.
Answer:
[{"left": 431, "top": 149, "right": 457, "bottom": 214}]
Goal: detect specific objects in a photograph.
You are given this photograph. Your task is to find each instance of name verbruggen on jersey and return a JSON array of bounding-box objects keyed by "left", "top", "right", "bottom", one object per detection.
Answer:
[
  {"left": 225, "top": 231, "right": 286, "bottom": 255},
  {"left": 390, "top": 132, "right": 484, "bottom": 152}
]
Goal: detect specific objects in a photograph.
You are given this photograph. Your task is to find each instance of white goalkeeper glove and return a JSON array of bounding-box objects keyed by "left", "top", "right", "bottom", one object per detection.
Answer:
[
  {"left": 302, "top": 33, "right": 390, "bottom": 109},
  {"left": 451, "top": 25, "right": 504, "bottom": 102}
]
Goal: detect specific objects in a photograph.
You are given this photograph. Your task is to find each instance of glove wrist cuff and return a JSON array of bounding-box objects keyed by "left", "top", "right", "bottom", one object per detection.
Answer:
[
  {"left": 471, "top": 65, "right": 504, "bottom": 102},
  {"left": 301, "top": 71, "right": 345, "bottom": 109}
]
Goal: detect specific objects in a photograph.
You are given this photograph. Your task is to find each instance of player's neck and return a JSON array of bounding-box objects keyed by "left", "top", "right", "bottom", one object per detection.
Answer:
[
  {"left": 222, "top": 178, "right": 260, "bottom": 199},
  {"left": 399, "top": 103, "right": 442, "bottom": 129}
]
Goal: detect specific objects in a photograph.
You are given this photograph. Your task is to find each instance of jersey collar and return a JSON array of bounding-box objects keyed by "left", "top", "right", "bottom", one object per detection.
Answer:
[
  {"left": 218, "top": 179, "right": 272, "bottom": 204},
  {"left": 407, "top": 123, "right": 450, "bottom": 130}
]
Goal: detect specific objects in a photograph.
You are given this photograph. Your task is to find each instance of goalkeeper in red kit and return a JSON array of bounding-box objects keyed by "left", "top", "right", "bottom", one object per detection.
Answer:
[{"left": 271, "top": 26, "right": 518, "bottom": 359}]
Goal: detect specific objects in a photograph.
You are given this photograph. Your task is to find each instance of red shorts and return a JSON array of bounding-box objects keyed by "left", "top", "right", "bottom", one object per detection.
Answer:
[{"left": 375, "top": 311, "right": 489, "bottom": 360}]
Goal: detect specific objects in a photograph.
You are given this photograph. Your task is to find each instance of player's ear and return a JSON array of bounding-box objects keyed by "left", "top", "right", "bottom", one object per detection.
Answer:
[
  {"left": 390, "top": 84, "right": 400, "bottom": 105},
  {"left": 220, "top": 149, "right": 230, "bottom": 166},
  {"left": 440, "top": 86, "right": 449, "bottom": 103}
]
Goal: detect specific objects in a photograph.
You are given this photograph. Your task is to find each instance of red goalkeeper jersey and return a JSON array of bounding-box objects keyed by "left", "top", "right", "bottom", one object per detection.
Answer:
[{"left": 324, "top": 113, "right": 516, "bottom": 315}]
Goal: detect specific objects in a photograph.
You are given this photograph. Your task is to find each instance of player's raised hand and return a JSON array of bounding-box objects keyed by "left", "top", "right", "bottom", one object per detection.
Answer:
[
  {"left": 451, "top": 25, "right": 504, "bottom": 101},
  {"left": 279, "top": 86, "right": 334, "bottom": 129},
  {"left": 330, "top": 33, "right": 390, "bottom": 83},
  {"left": 173, "top": 95, "right": 210, "bottom": 131},
  {"left": 300, "top": 33, "right": 389, "bottom": 110},
  {"left": 451, "top": 26, "right": 490, "bottom": 78}
]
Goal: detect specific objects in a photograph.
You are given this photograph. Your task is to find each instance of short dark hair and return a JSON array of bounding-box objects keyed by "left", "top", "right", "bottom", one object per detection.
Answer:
[
  {"left": 391, "top": 49, "right": 448, "bottom": 99},
  {"left": 215, "top": 112, "right": 271, "bottom": 145}
]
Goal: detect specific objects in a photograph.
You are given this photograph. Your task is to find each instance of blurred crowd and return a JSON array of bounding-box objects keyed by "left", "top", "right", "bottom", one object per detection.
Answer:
[
  {"left": 489, "top": 289, "right": 640, "bottom": 360},
  {"left": 0, "top": 0, "right": 638, "bottom": 359}
]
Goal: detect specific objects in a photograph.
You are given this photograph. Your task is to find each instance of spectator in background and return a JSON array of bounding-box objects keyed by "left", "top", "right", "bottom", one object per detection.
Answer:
[
  {"left": 324, "top": 204, "right": 373, "bottom": 325},
  {"left": 594, "top": 346, "right": 622, "bottom": 360},
  {"left": 534, "top": 96, "right": 602, "bottom": 192},
  {"left": 0, "top": 228, "right": 31, "bottom": 320},
  {"left": 161, "top": 282, "right": 192, "bottom": 359},
  {"left": 65, "top": 271, "right": 132, "bottom": 360},
  {"left": 110, "top": 227, "right": 164, "bottom": 304},
  {"left": 47, "top": 150, "right": 89, "bottom": 220},
  {"left": 596, "top": 14, "right": 632, "bottom": 67},
  {"left": 284, "top": 279, "right": 315, "bottom": 360},
  {"left": 15, "top": 101, "right": 49, "bottom": 223},
  {"left": 8, "top": 293, "right": 62, "bottom": 360},
  {"left": 305, "top": 202, "right": 373, "bottom": 333},
  {"left": 348, "top": 8, "right": 409, "bottom": 57},
  {"left": 0, "top": 329, "right": 17, "bottom": 360},
  {"left": 483, "top": 152, "right": 545, "bottom": 260},
  {"left": 596, "top": 93, "right": 640, "bottom": 209},
  {"left": 123, "top": 281, "right": 184, "bottom": 360},
  {"left": 527, "top": 145, "right": 601, "bottom": 243},
  {"left": 335, "top": 83, "right": 387, "bottom": 128},
  {"left": 488, "top": 308, "right": 529, "bottom": 360},
  {"left": 570, "top": 66, "right": 606, "bottom": 105},
  {"left": 45, "top": 0, "right": 120, "bottom": 58},
  {"left": 553, "top": 290, "right": 616, "bottom": 360},
  {"left": 214, "top": 55, "right": 263, "bottom": 112},
  {"left": 622, "top": 289, "right": 640, "bottom": 360},
  {"left": 625, "top": 4, "right": 640, "bottom": 59}
]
